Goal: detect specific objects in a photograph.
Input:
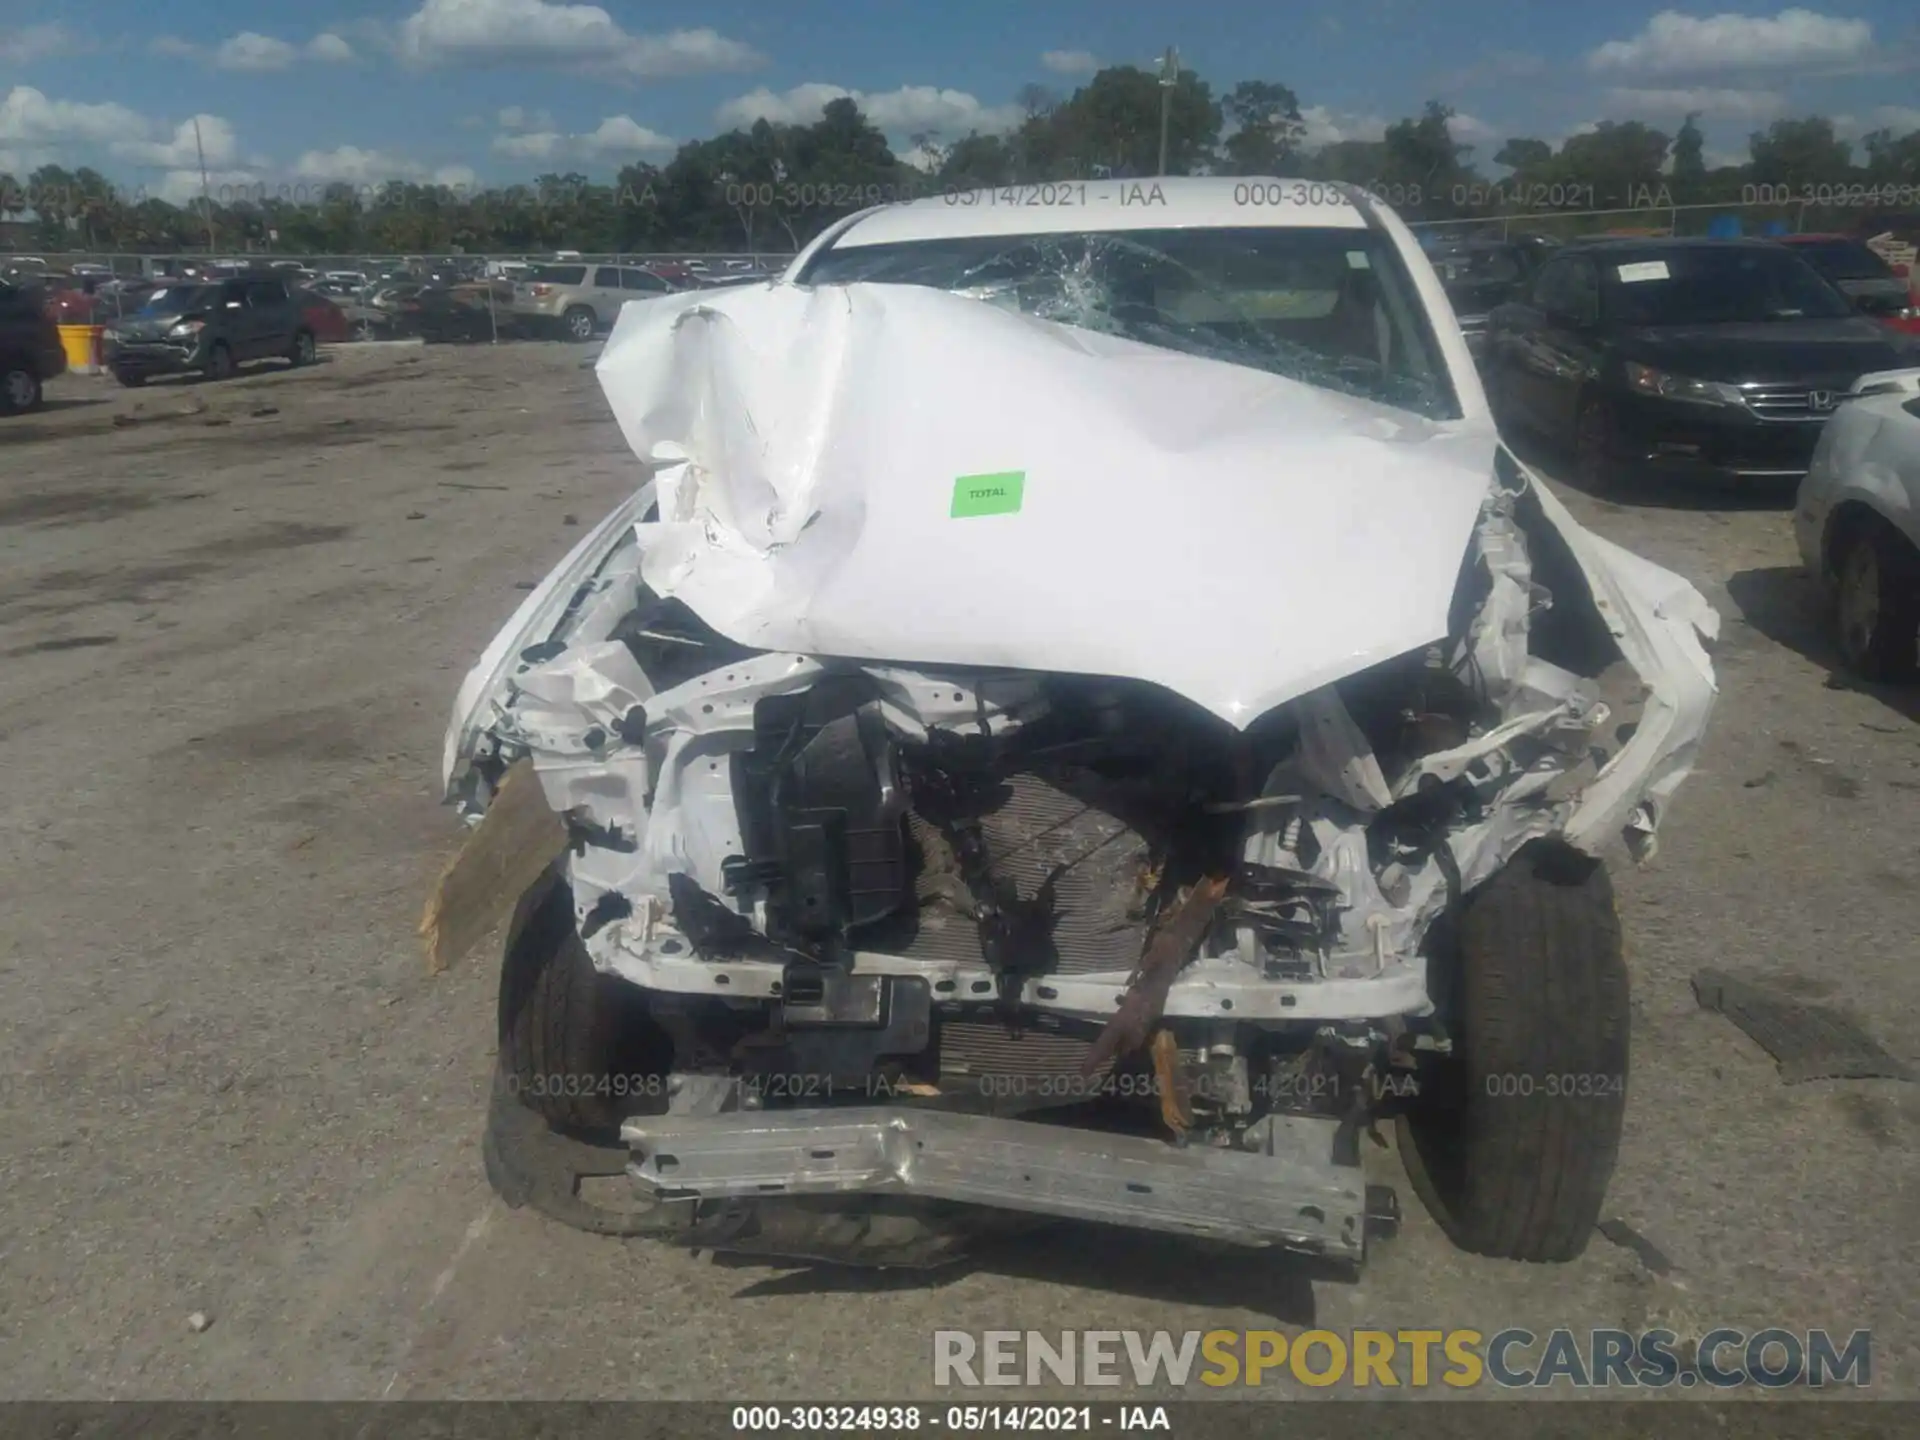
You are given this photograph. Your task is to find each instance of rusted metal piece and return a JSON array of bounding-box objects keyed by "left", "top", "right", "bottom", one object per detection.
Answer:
[
  {"left": 1149, "top": 1028, "right": 1192, "bottom": 1135},
  {"left": 1081, "top": 873, "right": 1230, "bottom": 1076}
]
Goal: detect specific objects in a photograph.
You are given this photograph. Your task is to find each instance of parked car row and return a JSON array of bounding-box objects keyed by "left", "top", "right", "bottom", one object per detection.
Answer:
[
  {"left": 1433, "top": 229, "right": 1920, "bottom": 685},
  {"left": 1475, "top": 235, "right": 1920, "bottom": 491}
]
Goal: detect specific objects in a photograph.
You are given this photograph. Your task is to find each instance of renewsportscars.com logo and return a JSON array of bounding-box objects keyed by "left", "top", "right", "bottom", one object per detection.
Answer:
[{"left": 933, "top": 1329, "right": 1872, "bottom": 1390}]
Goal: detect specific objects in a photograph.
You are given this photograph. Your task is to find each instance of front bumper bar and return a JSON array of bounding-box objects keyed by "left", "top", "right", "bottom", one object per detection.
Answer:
[{"left": 623, "top": 1106, "right": 1371, "bottom": 1262}]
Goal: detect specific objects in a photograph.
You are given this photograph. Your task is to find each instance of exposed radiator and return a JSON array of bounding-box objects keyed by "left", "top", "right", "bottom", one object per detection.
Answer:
[
  {"left": 938, "top": 1015, "right": 1105, "bottom": 1079},
  {"left": 897, "top": 769, "right": 1153, "bottom": 976}
]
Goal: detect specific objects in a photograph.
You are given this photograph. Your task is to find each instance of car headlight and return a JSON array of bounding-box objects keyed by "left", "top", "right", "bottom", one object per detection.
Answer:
[
  {"left": 167, "top": 319, "right": 204, "bottom": 339},
  {"left": 1623, "top": 361, "right": 1744, "bottom": 407}
]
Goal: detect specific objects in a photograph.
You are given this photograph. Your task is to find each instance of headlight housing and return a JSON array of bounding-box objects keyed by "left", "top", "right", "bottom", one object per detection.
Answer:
[
  {"left": 1624, "top": 361, "right": 1744, "bottom": 407},
  {"left": 166, "top": 319, "right": 204, "bottom": 339}
]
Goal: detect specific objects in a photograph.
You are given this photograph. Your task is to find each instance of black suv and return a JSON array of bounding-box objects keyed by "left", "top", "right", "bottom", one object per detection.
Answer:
[
  {"left": 0, "top": 280, "right": 67, "bottom": 414},
  {"left": 102, "top": 276, "right": 314, "bottom": 386},
  {"left": 1483, "top": 236, "right": 1920, "bottom": 490}
]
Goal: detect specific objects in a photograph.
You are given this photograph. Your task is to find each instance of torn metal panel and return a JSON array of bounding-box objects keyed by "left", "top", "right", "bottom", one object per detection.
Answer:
[{"left": 593, "top": 280, "right": 1496, "bottom": 729}]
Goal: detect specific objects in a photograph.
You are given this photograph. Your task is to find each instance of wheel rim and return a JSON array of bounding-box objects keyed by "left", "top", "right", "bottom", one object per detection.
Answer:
[
  {"left": 568, "top": 311, "right": 593, "bottom": 339},
  {"left": 1837, "top": 541, "right": 1881, "bottom": 665},
  {"left": 3, "top": 368, "right": 33, "bottom": 408},
  {"left": 298, "top": 333, "right": 315, "bottom": 363},
  {"left": 210, "top": 348, "right": 230, "bottom": 378}
]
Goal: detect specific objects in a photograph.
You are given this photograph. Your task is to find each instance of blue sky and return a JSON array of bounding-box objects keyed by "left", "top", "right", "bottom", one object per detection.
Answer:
[{"left": 4, "top": 1, "right": 1918, "bottom": 204}]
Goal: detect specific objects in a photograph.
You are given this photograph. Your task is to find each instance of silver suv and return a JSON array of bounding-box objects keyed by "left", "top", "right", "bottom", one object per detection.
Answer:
[{"left": 510, "top": 263, "right": 675, "bottom": 341}]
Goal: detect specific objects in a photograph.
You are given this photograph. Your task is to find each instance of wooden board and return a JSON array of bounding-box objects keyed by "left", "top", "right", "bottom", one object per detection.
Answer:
[{"left": 418, "top": 758, "right": 570, "bottom": 974}]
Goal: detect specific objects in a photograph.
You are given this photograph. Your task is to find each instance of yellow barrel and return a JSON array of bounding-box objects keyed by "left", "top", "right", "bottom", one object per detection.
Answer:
[{"left": 58, "top": 323, "right": 105, "bottom": 375}]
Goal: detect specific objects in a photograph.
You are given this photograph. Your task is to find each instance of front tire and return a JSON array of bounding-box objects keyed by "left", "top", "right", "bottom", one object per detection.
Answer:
[
  {"left": 497, "top": 869, "right": 671, "bottom": 1135},
  {"left": 203, "top": 342, "right": 234, "bottom": 382},
  {"left": 1, "top": 363, "right": 41, "bottom": 414},
  {"left": 562, "top": 306, "right": 596, "bottom": 343},
  {"left": 113, "top": 368, "right": 147, "bottom": 389},
  {"left": 288, "top": 328, "right": 317, "bottom": 366},
  {"left": 1833, "top": 515, "right": 1920, "bottom": 682},
  {"left": 1397, "top": 842, "right": 1628, "bottom": 1263}
]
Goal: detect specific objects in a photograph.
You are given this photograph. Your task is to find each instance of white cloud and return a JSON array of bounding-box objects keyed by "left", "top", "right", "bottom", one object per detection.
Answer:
[
  {"left": 1588, "top": 8, "right": 1873, "bottom": 75},
  {"left": 1869, "top": 105, "right": 1920, "bottom": 133},
  {"left": 0, "top": 88, "right": 247, "bottom": 196},
  {"left": 0, "top": 23, "right": 85, "bottom": 64},
  {"left": 716, "top": 83, "right": 1023, "bottom": 139},
  {"left": 1449, "top": 112, "right": 1501, "bottom": 146},
  {"left": 151, "top": 31, "right": 356, "bottom": 70},
  {"left": 1041, "top": 49, "right": 1098, "bottom": 76},
  {"left": 152, "top": 168, "right": 264, "bottom": 206},
  {"left": 497, "top": 105, "right": 556, "bottom": 132},
  {"left": 215, "top": 33, "right": 300, "bottom": 72},
  {"left": 1603, "top": 86, "right": 1787, "bottom": 120},
  {"left": 896, "top": 139, "right": 946, "bottom": 172},
  {"left": 292, "top": 145, "right": 478, "bottom": 189},
  {"left": 492, "top": 114, "right": 675, "bottom": 161},
  {"left": 114, "top": 115, "right": 240, "bottom": 168},
  {"left": 0, "top": 86, "right": 150, "bottom": 149},
  {"left": 1298, "top": 105, "right": 1389, "bottom": 148},
  {"left": 308, "top": 34, "right": 356, "bottom": 63},
  {"left": 396, "top": 0, "right": 763, "bottom": 77}
]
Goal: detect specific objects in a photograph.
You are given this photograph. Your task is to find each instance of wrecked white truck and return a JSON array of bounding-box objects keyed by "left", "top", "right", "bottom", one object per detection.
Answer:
[{"left": 437, "top": 180, "right": 1719, "bottom": 1271}]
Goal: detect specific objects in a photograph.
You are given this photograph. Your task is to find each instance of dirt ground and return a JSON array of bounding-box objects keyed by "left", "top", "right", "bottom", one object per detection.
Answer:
[{"left": 0, "top": 342, "right": 1913, "bottom": 1402}]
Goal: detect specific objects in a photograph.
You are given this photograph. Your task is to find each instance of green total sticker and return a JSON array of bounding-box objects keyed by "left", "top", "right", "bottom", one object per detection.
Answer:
[{"left": 950, "top": 471, "right": 1025, "bottom": 518}]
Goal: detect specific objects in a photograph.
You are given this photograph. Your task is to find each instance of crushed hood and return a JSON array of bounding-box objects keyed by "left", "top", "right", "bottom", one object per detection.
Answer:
[{"left": 594, "top": 280, "right": 1496, "bottom": 728}]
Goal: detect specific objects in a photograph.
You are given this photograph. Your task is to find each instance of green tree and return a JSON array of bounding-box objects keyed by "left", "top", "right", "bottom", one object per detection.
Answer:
[
  {"left": 1220, "top": 81, "right": 1305, "bottom": 175},
  {"left": 1377, "top": 101, "right": 1475, "bottom": 216},
  {"left": 1748, "top": 116, "right": 1852, "bottom": 189},
  {"left": 933, "top": 133, "right": 1017, "bottom": 191},
  {"left": 1302, "top": 139, "right": 1388, "bottom": 185},
  {"left": 1034, "top": 65, "right": 1222, "bottom": 178},
  {"left": 1553, "top": 121, "right": 1672, "bottom": 209},
  {"left": 1670, "top": 113, "right": 1707, "bottom": 198},
  {"left": 27, "top": 163, "right": 79, "bottom": 247},
  {"left": 1861, "top": 127, "right": 1920, "bottom": 187},
  {"left": 1494, "top": 138, "right": 1552, "bottom": 173}
]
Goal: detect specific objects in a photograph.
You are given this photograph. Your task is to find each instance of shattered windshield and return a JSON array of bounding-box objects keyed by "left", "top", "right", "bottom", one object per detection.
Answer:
[{"left": 799, "top": 227, "right": 1460, "bottom": 420}]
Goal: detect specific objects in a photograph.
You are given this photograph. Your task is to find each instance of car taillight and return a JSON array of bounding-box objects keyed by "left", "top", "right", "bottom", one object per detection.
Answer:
[{"left": 531, "top": 284, "right": 553, "bottom": 297}]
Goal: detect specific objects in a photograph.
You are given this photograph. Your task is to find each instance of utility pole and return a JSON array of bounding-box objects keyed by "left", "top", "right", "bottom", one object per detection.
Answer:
[
  {"left": 1156, "top": 47, "right": 1180, "bottom": 176},
  {"left": 193, "top": 115, "right": 217, "bottom": 256}
]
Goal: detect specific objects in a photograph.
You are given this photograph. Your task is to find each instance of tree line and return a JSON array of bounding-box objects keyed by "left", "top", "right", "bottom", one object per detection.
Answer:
[{"left": 5, "top": 67, "right": 1920, "bottom": 258}]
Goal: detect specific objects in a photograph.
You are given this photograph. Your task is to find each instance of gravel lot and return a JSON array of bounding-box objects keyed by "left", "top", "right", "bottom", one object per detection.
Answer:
[{"left": 0, "top": 341, "right": 1913, "bottom": 1402}]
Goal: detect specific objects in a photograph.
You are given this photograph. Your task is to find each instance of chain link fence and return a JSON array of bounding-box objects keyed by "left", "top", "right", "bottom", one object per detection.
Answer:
[
  {"left": 1404, "top": 198, "right": 1919, "bottom": 245},
  {"left": 2, "top": 251, "right": 788, "bottom": 278}
]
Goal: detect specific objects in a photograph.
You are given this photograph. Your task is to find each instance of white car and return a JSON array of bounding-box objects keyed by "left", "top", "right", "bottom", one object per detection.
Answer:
[
  {"left": 439, "top": 178, "right": 1720, "bottom": 1271},
  {"left": 1794, "top": 368, "right": 1920, "bottom": 678}
]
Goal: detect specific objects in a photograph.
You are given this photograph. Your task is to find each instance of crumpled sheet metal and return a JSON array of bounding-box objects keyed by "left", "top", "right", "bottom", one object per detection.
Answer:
[{"left": 595, "top": 279, "right": 1498, "bottom": 729}]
